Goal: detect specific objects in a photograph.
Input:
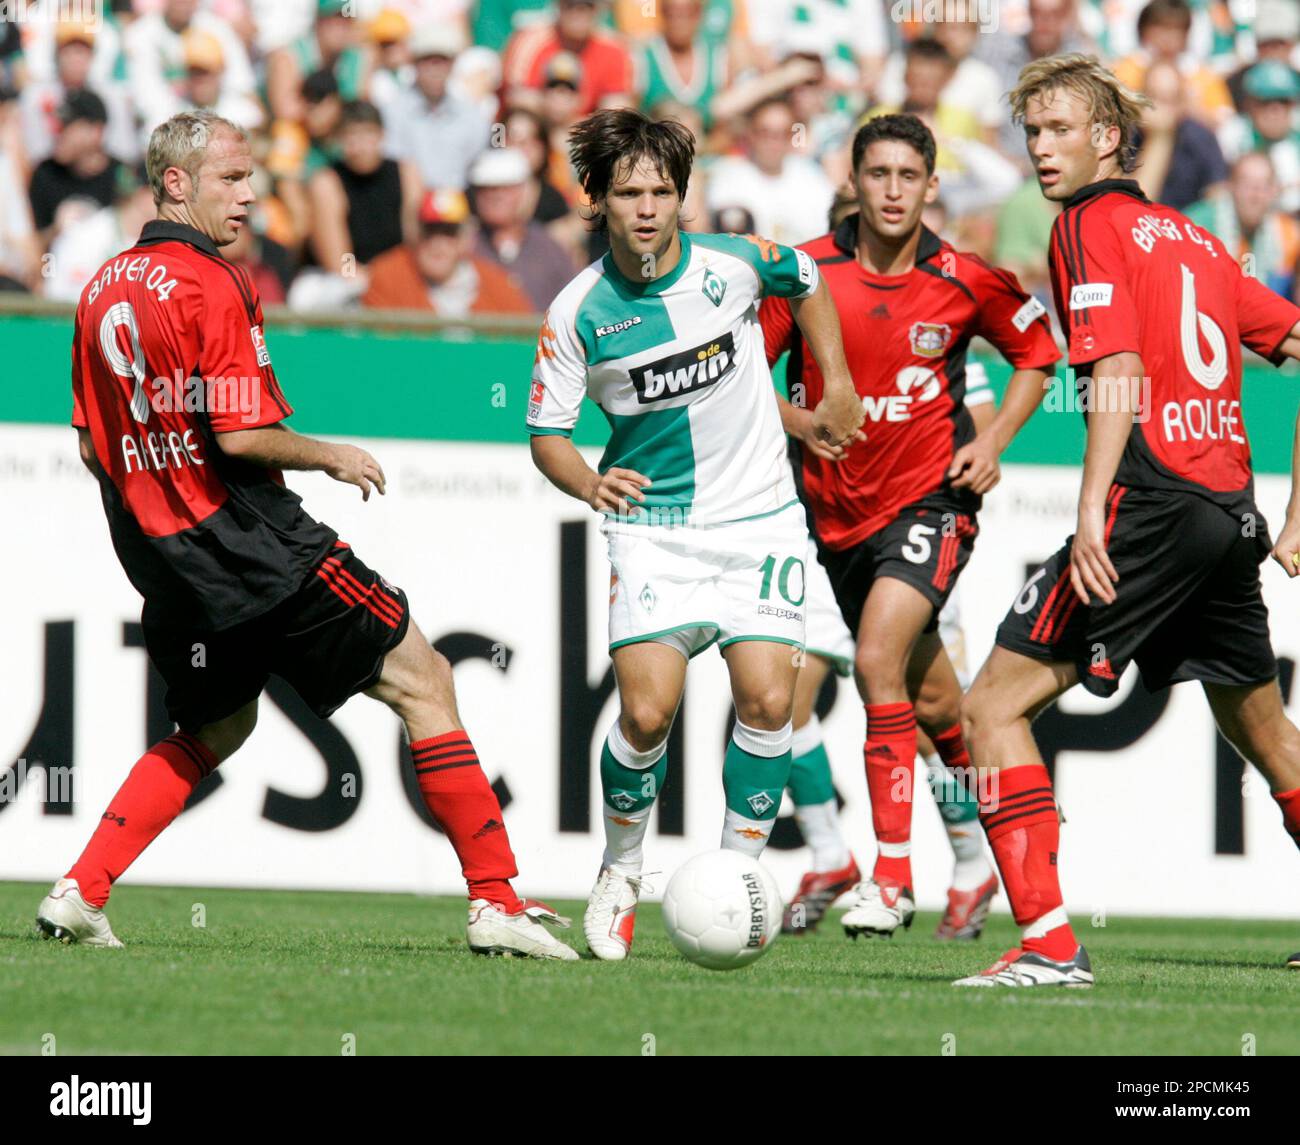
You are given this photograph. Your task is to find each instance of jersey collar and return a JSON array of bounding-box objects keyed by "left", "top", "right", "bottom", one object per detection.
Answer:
[
  {"left": 1063, "top": 177, "right": 1148, "bottom": 210},
  {"left": 602, "top": 231, "right": 693, "bottom": 296},
  {"left": 137, "top": 219, "right": 222, "bottom": 257},
  {"left": 832, "top": 213, "right": 944, "bottom": 266}
]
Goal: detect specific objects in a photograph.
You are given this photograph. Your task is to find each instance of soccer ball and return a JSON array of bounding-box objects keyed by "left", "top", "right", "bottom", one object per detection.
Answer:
[{"left": 662, "top": 850, "right": 782, "bottom": 971}]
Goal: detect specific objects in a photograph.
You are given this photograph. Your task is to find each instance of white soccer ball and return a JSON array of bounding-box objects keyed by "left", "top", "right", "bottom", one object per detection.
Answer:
[{"left": 662, "top": 850, "right": 782, "bottom": 971}]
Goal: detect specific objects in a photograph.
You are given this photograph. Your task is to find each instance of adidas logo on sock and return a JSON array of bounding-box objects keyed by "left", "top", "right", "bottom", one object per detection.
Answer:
[{"left": 473, "top": 818, "right": 504, "bottom": 839}]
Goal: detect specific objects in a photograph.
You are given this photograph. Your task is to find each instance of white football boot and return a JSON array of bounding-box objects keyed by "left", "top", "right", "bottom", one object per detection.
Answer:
[
  {"left": 841, "top": 878, "right": 916, "bottom": 939},
  {"left": 467, "top": 898, "right": 579, "bottom": 960},
  {"left": 952, "top": 945, "right": 1094, "bottom": 987},
  {"left": 36, "top": 878, "right": 124, "bottom": 948},
  {"left": 583, "top": 867, "right": 644, "bottom": 961}
]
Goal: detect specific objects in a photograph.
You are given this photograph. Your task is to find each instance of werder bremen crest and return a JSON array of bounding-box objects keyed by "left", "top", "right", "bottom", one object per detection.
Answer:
[{"left": 701, "top": 266, "right": 727, "bottom": 306}]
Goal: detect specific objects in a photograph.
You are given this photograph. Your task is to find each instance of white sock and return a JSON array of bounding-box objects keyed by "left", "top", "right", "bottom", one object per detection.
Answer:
[
  {"left": 601, "top": 722, "right": 666, "bottom": 878},
  {"left": 924, "top": 753, "right": 992, "bottom": 890},
  {"left": 794, "top": 799, "right": 849, "bottom": 872},
  {"left": 720, "top": 808, "right": 774, "bottom": 857}
]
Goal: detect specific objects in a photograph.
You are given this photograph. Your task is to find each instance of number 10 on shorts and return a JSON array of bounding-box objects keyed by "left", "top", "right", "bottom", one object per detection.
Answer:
[{"left": 759, "top": 554, "right": 805, "bottom": 606}]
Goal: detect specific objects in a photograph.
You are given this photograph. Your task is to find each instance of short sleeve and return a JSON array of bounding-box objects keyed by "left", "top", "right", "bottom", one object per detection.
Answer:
[
  {"left": 527, "top": 308, "right": 588, "bottom": 436},
  {"left": 758, "top": 293, "right": 797, "bottom": 367},
  {"left": 1236, "top": 263, "right": 1300, "bottom": 364},
  {"left": 1049, "top": 211, "right": 1140, "bottom": 368},
  {"left": 200, "top": 281, "right": 293, "bottom": 433},
  {"left": 970, "top": 260, "right": 1061, "bottom": 371},
  {"left": 743, "top": 234, "right": 820, "bottom": 300}
]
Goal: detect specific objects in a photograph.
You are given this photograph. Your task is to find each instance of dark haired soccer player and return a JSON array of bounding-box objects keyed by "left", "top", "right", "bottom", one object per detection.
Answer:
[
  {"left": 37, "top": 111, "right": 577, "bottom": 960},
  {"left": 955, "top": 55, "right": 1300, "bottom": 987},
  {"left": 528, "top": 107, "right": 864, "bottom": 960},
  {"left": 761, "top": 112, "right": 1060, "bottom": 939}
]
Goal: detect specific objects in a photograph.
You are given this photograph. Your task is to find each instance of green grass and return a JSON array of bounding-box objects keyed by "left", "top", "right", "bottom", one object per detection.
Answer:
[{"left": 1, "top": 881, "right": 1296, "bottom": 1056}]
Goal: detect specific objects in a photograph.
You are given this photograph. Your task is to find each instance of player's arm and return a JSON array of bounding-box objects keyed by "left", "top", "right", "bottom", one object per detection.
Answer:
[
  {"left": 776, "top": 393, "right": 849, "bottom": 460},
  {"left": 1071, "top": 350, "right": 1144, "bottom": 605},
  {"left": 1264, "top": 317, "right": 1300, "bottom": 575},
  {"left": 789, "top": 277, "right": 866, "bottom": 448},
  {"left": 530, "top": 435, "right": 650, "bottom": 514},
  {"left": 75, "top": 427, "right": 100, "bottom": 477},
  {"left": 948, "top": 365, "right": 1053, "bottom": 493},
  {"left": 217, "top": 424, "right": 387, "bottom": 501}
]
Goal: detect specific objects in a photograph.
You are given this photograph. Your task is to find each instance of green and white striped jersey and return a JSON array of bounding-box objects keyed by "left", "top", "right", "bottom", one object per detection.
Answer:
[{"left": 527, "top": 230, "right": 819, "bottom": 527}]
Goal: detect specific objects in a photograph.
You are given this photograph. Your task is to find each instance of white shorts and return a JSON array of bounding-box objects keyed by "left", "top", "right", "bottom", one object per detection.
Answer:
[
  {"left": 604, "top": 501, "right": 809, "bottom": 660},
  {"left": 803, "top": 539, "right": 854, "bottom": 676}
]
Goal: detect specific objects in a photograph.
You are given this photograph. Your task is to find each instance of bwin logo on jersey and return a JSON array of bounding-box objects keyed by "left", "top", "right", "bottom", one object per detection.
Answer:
[{"left": 634, "top": 332, "right": 736, "bottom": 403}]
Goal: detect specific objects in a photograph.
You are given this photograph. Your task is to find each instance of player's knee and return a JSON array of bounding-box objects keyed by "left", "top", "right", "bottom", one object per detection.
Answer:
[
  {"left": 620, "top": 703, "right": 674, "bottom": 751},
  {"left": 734, "top": 687, "right": 794, "bottom": 731},
  {"left": 200, "top": 701, "right": 257, "bottom": 762},
  {"left": 854, "top": 641, "right": 905, "bottom": 700},
  {"left": 959, "top": 685, "right": 991, "bottom": 751},
  {"left": 915, "top": 688, "right": 960, "bottom": 734}
]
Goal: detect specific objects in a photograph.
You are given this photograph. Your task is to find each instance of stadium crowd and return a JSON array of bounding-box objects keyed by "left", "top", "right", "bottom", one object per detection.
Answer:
[{"left": 1, "top": 0, "right": 1299, "bottom": 321}]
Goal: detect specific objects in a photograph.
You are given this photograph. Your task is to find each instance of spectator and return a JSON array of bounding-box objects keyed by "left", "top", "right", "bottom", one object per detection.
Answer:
[
  {"left": 266, "top": 0, "right": 369, "bottom": 124},
  {"left": 747, "top": 0, "right": 887, "bottom": 97},
  {"left": 28, "top": 91, "right": 120, "bottom": 246},
  {"left": 125, "top": 0, "right": 258, "bottom": 131},
  {"left": 878, "top": 4, "right": 1004, "bottom": 146},
  {"left": 1219, "top": 60, "right": 1300, "bottom": 213},
  {"left": 385, "top": 26, "right": 490, "bottom": 192},
  {"left": 1134, "top": 59, "right": 1227, "bottom": 210},
  {"left": 505, "top": 106, "right": 574, "bottom": 225},
  {"left": 978, "top": 0, "right": 1095, "bottom": 164},
  {"left": 166, "top": 30, "right": 267, "bottom": 141},
  {"left": 363, "top": 188, "right": 535, "bottom": 315},
  {"left": 22, "top": 20, "right": 136, "bottom": 166},
  {"left": 42, "top": 170, "right": 155, "bottom": 302},
  {"left": 1186, "top": 152, "right": 1300, "bottom": 301},
  {"left": 705, "top": 97, "right": 836, "bottom": 246},
  {"left": 469, "top": 146, "right": 577, "bottom": 310},
  {"left": 537, "top": 51, "right": 586, "bottom": 202},
  {"left": 1113, "top": 0, "right": 1234, "bottom": 128},
  {"left": 473, "top": 0, "right": 553, "bottom": 54},
  {"left": 223, "top": 209, "right": 295, "bottom": 305},
  {"left": 1227, "top": 0, "right": 1299, "bottom": 112},
  {"left": 994, "top": 178, "right": 1060, "bottom": 313},
  {"left": 308, "top": 99, "right": 420, "bottom": 276},
  {"left": 366, "top": 7, "right": 413, "bottom": 122},
  {"left": 20, "top": 10, "right": 124, "bottom": 93},
  {"left": 634, "top": 0, "right": 730, "bottom": 134},
  {"left": 501, "top": 0, "right": 634, "bottom": 117},
  {"left": 0, "top": 112, "right": 37, "bottom": 290}
]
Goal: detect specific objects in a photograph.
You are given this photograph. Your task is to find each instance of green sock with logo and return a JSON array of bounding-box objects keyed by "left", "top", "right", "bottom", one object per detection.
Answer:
[{"left": 721, "top": 720, "right": 793, "bottom": 857}]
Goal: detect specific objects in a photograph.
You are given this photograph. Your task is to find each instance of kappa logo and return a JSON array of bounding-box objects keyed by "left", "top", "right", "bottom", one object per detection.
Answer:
[
  {"left": 609, "top": 791, "right": 637, "bottom": 812},
  {"left": 746, "top": 790, "right": 776, "bottom": 816},
  {"left": 633, "top": 332, "right": 736, "bottom": 403},
  {"left": 595, "top": 316, "right": 642, "bottom": 338},
  {"left": 909, "top": 321, "right": 951, "bottom": 358}
]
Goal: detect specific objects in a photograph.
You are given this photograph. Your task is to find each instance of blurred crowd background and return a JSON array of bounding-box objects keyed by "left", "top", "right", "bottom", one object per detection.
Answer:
[{"left": 0, "top": 0, "right": 1298, "bottom": 322}]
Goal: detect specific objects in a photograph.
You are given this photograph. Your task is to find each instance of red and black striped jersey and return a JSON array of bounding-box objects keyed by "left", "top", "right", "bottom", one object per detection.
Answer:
[
  {"left": 72, "top": 220, "right": 336, "bottom": 630},
  {"left": 1049, "top": 178, "right": 1300, "bottom": 515},
  {"left": 761, "top": 218, "right": 1060, "bottom": 550}
]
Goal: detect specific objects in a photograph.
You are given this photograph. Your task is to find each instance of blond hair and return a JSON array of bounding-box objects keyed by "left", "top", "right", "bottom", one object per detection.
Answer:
[
  {"left": 146, "top": 111, "right": 245, "bottom": 205},
  {"left": 1009, "top": 53, "right": 1152, "bottom": 173}
]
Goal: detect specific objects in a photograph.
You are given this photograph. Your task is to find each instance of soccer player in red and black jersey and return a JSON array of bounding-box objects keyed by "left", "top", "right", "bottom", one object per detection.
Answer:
[
  {"left": 760, "top": 114, "right": 1060, "bottom": 939},
  {"left": 954, "top": 55, "right": 1300, "bottom": 987},
  {"left": 35, "top": 110, "right": 577, "bottom": 960}
]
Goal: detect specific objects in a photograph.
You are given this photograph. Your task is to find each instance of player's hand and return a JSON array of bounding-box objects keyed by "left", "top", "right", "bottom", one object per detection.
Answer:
[
  {"left": 587, "top": 467, "right": 651, "bottom": 516},
  {"left": 790, "top": 403, "right": 854, "bottom": 460},
  {"left": 948, "top": 434, "right": 1001, "bottom": 493},
  {"left": 1069, "top": 500, "right": 1118, "bottom": 605},
  {"left": 811, "top": 385, "right": 866, "bottom": 449},
  {"left": 1271, "top": 518, "right": 1300, "bottom": 578},
  {"left": 326, "top": 444, "right": 386, "bottom": 501}
]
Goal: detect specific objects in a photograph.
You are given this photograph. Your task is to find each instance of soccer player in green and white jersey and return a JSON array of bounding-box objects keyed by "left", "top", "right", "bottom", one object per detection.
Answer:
[{"left": 529, "top": 107, "right": 864, "bottom": 961}]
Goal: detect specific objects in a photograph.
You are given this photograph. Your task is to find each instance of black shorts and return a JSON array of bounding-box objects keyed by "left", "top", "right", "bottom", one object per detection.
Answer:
[
  {"left": 996, "top": 485, "right": 1277, "bottom": 697},
  {"left": 143, "top": 541, "right": 411, "bottom": 733},
  {"left": 819, "top": 496, "right": 979, "bottom": 638}
]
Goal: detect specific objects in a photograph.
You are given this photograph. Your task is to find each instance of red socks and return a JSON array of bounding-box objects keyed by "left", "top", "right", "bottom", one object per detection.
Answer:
[
  {"left": 411, "top": 730, "right": 522, "bottom": 912},
  {"left": 864, "top": 702, "right": 917, "bottom": 888},
  {"left": 932, "top": 722, "right": 971, "bottom": 771},
  {"left": 979, "top": 763, "right": 1077, "bottom": 960},
  {"left": 1274, "top": 786, "right": 1300, "bottom": 851},
  {"left": 67, "top": 733, "right": 217, "bottom": 907}
]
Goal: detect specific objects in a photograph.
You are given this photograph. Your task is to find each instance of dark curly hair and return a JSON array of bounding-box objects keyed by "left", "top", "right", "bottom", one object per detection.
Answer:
[
  {"left": 851, "top": 113, "right": 937, "bottom": 176},
  {"left": 568, "top": 108, "right": 695, "bottom": 233}
]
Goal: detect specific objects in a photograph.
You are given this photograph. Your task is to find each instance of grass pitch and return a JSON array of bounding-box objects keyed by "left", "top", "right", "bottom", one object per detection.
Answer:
[{"left": 1, "top": 881, "right": 1295, "bottom": 1056}]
